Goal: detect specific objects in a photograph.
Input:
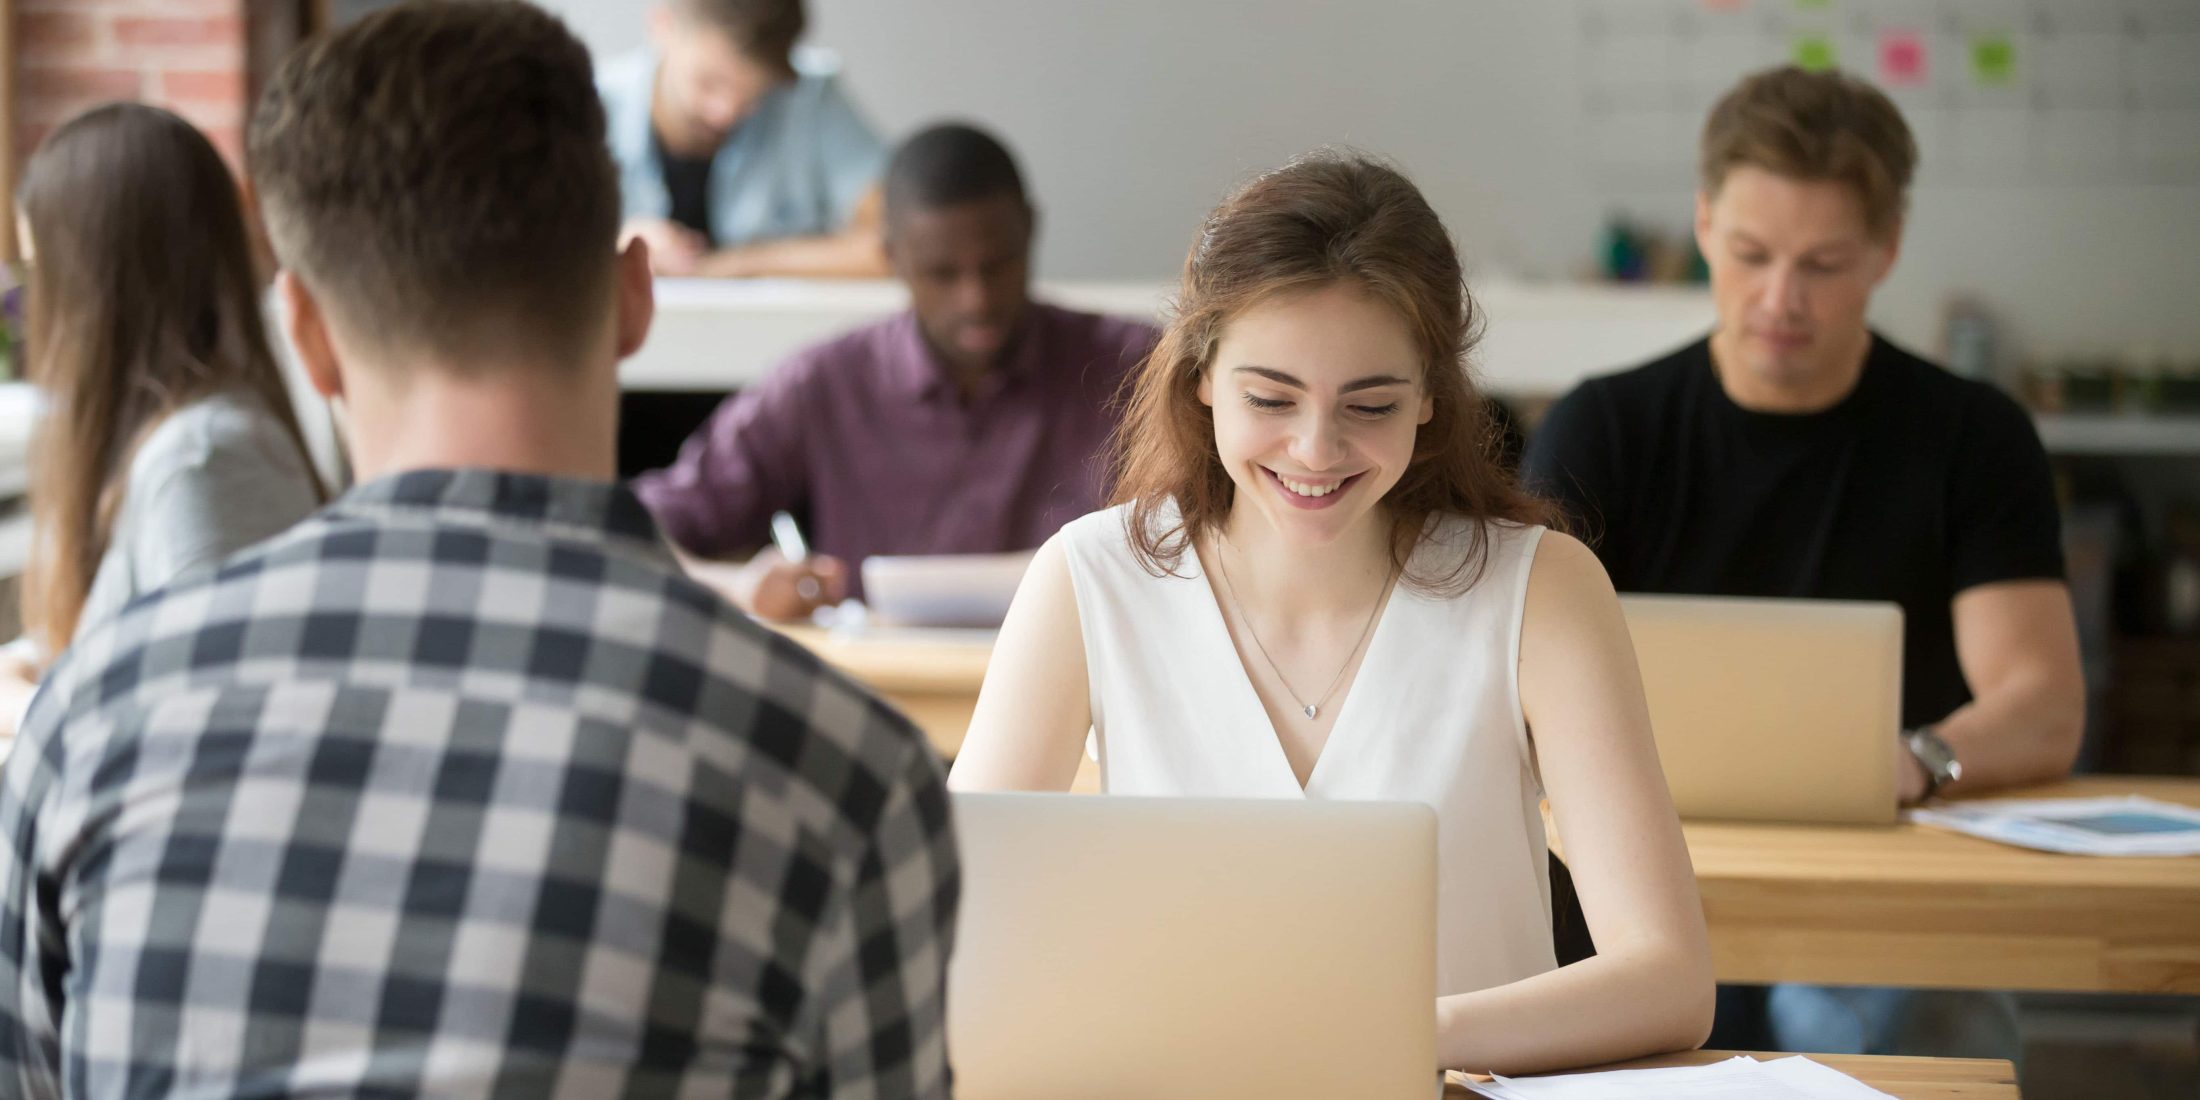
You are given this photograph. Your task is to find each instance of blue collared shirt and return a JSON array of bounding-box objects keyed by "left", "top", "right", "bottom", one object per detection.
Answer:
[{"left": 598, "top": 48, "right": 885, "bottom": 247}]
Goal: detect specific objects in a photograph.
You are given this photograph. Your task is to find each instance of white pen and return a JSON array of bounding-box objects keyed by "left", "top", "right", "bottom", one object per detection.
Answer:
[
  {"left": 769, "top": 511, "right": 809, "bottom": 563},
  {"left": 770, "top": 511, "right": 823, "bottom": 603}
]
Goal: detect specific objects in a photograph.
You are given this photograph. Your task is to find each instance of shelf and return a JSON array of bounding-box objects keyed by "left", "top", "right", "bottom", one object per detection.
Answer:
[
  {"left": 2033, "top": 413, "right": 2200, "bottom": 456},
  {"left": 620, "top": 277, "right": 1717, "bottom": 396}
]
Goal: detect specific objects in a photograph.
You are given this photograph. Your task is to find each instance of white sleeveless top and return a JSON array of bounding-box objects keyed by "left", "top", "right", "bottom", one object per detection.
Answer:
[{"left": 1059, "top": 503, "right": 1557, "bottom": 997}]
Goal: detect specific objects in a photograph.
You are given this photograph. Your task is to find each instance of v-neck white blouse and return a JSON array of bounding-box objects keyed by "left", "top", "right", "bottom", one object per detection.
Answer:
[{"left": 1061, "top": 503, "right": 1557, "bottom": 997}]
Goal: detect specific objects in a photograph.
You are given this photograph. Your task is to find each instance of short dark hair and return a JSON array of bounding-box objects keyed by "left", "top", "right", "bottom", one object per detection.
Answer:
[
  {"left": 883, "top": 122, "right": 1030, "bottom": 225},
  {"left": 680, "top": 0, "right": 805, "bottom": 75},
  {"left": 249, "top": 0, "right": 621, "bottom": 370},
  {"left": 1701, "top": 65, "right": 1917, "bottom": 239}
]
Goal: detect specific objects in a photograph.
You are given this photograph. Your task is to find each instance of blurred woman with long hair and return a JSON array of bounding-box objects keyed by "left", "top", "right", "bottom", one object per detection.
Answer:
[{"left": 0, "top": 104, "right": 325, "bottom": 732}]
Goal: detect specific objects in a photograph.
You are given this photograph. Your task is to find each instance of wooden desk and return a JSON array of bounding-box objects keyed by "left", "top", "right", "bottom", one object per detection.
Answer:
[
  {"left": 773, "top": 626, "right": 2200, "bottom": 993},
  {"left": 1443, "top": 1050, "right": 2017, "bottom": 1098},
  {"left": 1677, "top": 775, "right": 2200, "bottom": 995},
  {"left": 773, "top": 625, "right": 991, "bottom": 757},
  {"left": 773, "top": 624, "right": 1106, "bottom": 791}
]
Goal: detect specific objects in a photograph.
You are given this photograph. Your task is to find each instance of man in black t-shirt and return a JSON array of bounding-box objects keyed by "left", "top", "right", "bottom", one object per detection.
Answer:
[
  {"left": 1525, "top": 67, "right": 2082, "bottom": 807},
  {"left": 1523, "top": 65, "right": 2083, "bottom": 1060},
  {"left": 1530, "top": 333, "right": 2068, "bottom": 740}
]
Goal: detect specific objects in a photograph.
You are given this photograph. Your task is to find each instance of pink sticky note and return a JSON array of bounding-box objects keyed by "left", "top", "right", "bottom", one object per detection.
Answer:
[{"left": 1880, "top": 30, "right": 1928, "bottom": 87}]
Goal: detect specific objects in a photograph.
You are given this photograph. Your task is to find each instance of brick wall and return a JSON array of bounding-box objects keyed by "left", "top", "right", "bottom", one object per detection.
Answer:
[{"left": 15, "top": 0, "right": 251, "bottom": 169}]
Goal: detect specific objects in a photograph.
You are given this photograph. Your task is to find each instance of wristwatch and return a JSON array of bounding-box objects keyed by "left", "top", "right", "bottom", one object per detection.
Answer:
[{"left": 1903, "top": 725, "right": 1963, "bottom": 801}]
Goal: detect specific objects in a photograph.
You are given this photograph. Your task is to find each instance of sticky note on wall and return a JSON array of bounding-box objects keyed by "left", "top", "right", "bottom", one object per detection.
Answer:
[
  {"left": 1971, "top": 34, "right": 2015, "bottom": 85},
  {"left": 1879, "top": 30, "right": 1927, "bottom": 87},
  {"left": 1793, "top": 35, "right": 1836, "bottom": 71}
]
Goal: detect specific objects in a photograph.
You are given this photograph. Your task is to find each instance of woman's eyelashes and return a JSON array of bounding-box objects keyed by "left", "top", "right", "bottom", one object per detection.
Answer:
[{"left": 1239, "top": 391, "right": 1401, "bottom": 418}]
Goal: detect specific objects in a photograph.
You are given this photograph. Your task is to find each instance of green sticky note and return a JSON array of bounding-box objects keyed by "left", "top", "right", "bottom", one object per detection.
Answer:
[
  {"left": 1971, "top": 34, "right": 2015, "bottom": 85},
  {"left": 1793, "top": 35, "right": 1837, "bottom": 71}
]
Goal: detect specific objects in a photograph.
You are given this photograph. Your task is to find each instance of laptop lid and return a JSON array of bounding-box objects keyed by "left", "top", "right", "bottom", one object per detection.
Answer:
[
  {"left": 947, "top": 793, "right": 1438, "bottom": 1099},
  {"left": 860, "top": 551, "right": 1033, "bottom": 628},
  {"left": 1619, "top": 594, "right": 1904, "bottom": 826}
]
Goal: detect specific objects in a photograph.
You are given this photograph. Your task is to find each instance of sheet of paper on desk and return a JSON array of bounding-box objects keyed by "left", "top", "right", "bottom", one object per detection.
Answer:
[
  {"left": 1465, "top": 1055, "right": 1895, "bottom": 1099},
  {"left": 1908, "top": 795, "right": 2200, "bottom": 856}
]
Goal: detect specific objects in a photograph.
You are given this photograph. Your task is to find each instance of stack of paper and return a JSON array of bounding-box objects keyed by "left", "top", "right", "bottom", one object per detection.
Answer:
[
  {"left": 1908, "top": 795, "right": 2200, "bottom": 856},
  {"left": 1463, "top": 1055, "right": 1896, "bottom": 1099}
]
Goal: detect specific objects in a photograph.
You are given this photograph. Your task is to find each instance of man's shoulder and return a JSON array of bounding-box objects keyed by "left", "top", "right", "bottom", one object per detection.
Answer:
[
  {"left": 31, "top": 506, "right": 937, "bottom": 833},
  {"left": 1032, "top": 301, "right": 1162, "bottom": 370},
  {"left": 780, "top": 47, "right": 858, "bottom": 109},
  {"left": 747, "top": 55, "right": 864, "bottom": 142},
  {"left": 1588, "top": 337, "right": 1711, "bottom": 402},
  {"left": 1036, "top": 300, "right": 1159, "bottom": 339},
  {"left": 1542, "top": 337, "right": 1709, "bottom": 436},
  {"left": 1865, "top": 334, "right": 2036, "bottom": 432},
  {"left": 778, "top": 312, "right": 913, "bottom": 382},
  {"left": 780, "top": 69, "right": 853, "bottom": 116}
]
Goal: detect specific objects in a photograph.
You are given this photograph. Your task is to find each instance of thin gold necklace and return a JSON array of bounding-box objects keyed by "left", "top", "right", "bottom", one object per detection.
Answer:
[{"left": 1213, "top": 535, "right": 1394, "bottom": 720}]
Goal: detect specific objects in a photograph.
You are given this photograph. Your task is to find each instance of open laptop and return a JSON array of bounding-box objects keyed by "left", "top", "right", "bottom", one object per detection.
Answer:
[
  {"left": 948, "top": 793, "right": 1438, "bottom": 1099},
  {"left": 1619, "top": 594, "right": 1904, "bottom": 826},
  {"left": 860, "top": 551, "right": 1032, "bottom": 627}
]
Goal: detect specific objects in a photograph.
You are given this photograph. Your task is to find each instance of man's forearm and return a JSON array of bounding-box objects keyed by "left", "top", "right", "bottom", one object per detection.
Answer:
[
  {"left": 692, "top": 230, "right": 887, "bottom": 279},
  {"left": 1929, "top": 670, "right": 2085, "bottom": 795}
]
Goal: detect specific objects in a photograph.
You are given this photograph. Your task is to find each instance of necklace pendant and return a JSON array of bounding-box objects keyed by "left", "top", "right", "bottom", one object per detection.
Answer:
[{"left": 1303, "top": 703, "right": 1319, "bottom": 719}]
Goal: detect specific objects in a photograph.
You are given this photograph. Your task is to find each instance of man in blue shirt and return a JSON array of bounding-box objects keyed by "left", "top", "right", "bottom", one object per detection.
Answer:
[{"left": 600, "top": 0, "right": 888, "bottom": 277}]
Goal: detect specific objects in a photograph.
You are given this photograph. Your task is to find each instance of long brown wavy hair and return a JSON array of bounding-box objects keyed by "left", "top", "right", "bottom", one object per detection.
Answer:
[
  {"left": 19, "top": 103, "right": 323, "bottom": 654},
  {"left": 1110, "top": 151, "right": 1553, "bottom": 596}
]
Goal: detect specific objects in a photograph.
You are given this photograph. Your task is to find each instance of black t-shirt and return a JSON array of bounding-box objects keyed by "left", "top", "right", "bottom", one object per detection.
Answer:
[
  {"left": 1521, "top": 333, "right": 2065, "bottom": 729},
  {"left": 653, "top": 132, "right": 714, "bottom": 243}
]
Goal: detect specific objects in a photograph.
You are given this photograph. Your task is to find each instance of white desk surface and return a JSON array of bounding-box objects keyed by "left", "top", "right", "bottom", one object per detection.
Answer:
[
  {"left": 0, "top": 277, "right": 2171, "bottom": 547},
  {"left": 616, "top": 277, "right": 2179, "bottom": 453},
  {"left": 621, "top": 276, "right": 1718, "bottom": 398}
]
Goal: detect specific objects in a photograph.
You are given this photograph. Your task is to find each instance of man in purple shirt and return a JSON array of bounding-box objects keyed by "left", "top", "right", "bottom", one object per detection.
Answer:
[{"left": 633, "top": 122, "right": 1159, "bottom": 620}]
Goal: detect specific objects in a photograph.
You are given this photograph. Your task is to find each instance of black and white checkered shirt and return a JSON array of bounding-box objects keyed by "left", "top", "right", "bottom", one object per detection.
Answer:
[{"left": 0, "top": 469, "right": 958, "bottom": 1098}]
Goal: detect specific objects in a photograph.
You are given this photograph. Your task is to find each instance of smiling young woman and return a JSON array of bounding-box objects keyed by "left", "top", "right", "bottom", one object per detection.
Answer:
[{"left": 949, "top": 150, "right": 1715, "bottom": 1076}]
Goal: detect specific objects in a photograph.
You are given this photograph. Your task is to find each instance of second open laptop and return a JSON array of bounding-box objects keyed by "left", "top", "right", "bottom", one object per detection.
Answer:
[
  {"left": 1619, "top": 594, "right": 1905, "bottom": 826},
  {"left": 947, "top": 792, "right": 1439, "bottom": 1099}
]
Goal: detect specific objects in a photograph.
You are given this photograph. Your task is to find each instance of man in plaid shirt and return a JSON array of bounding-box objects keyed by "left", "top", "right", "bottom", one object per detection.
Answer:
[{"left": 0, "top": 2, "right": 957, "bottom": 1096}]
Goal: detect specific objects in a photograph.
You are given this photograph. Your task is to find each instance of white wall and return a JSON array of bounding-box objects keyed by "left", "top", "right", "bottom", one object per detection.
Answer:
[{"left": 543, "top": 0, "right": 2200, "bottom": 367}]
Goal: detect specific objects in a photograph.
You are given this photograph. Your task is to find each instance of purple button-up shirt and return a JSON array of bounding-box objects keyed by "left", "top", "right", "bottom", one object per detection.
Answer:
[{"left": 633, "top": 301, "right": 1159, "bottom": 596}]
